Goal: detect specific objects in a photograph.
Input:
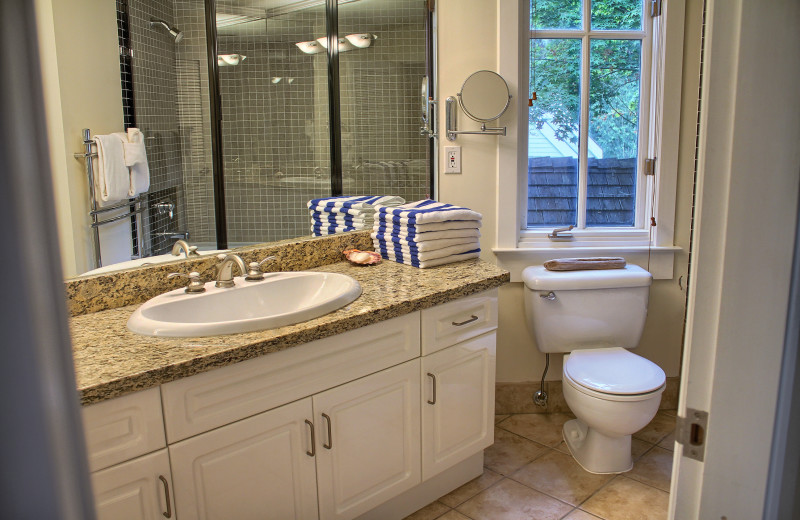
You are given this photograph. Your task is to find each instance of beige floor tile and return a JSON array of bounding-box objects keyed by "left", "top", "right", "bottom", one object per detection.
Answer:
[
  {"left": 581, "top": 477, "right": 669, "bottom": 520},
  {"left": 627, "top": 446, "right": 673, "bottom": 492},
  {"left": 484, "top": 427, "right": 548, "bottom": 475},
  {"left": 439, "top": 468, "right": 504, "bottom": 508},
  {"left": 657, "top": 431, "right": 676, "bottom": 451},
  {"left": 497, "top": 413, "right": 575, "bottom": 447},
  {"left": 659, "top": 409, "right": 678, "bottom": 417},
  {"left": 562, "top": 510, "right": 604, "bottom": 520},
  {"left": 633, "top": 412, "right": 676, "bottom": 444},
  {"left": 402, "top": 500, "right": 451, "bottom": 520},
  {"left": 436, "top": 511, "right": 472, "bottom": 520},
  {"left": 510, "top": 450, "right": 614, "bottom": 506},
  {"left": 455, "top": 478, "right": 573, "bottom": 520},
  {"left": 495, "top": 414, "right": 511, "bottom": 424}
]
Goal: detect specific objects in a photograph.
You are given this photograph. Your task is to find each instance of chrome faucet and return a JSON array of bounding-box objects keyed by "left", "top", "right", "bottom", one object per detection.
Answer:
[
  {"left": 215, "top": 254, "right": 247, "bottom": 288},
  {"left": 171, "top": 239, "right": 198, "bottom": 258}
]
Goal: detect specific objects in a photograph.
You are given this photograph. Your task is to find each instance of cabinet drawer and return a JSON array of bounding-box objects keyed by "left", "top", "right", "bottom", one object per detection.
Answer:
[
  {"left": 162, "top": 312, "right": 421, "bottom": 443},
  {"left": 82, "top": 387, "right": 166, "bottom": 472},
  {"left": 421, "top": 289, "right": 498, "bottom": 355}
]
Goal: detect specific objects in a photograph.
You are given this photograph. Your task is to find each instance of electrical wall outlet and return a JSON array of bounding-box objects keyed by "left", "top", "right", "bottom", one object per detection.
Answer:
[{"left": 444, "top": 146, "right": 461, "bottom": 174}]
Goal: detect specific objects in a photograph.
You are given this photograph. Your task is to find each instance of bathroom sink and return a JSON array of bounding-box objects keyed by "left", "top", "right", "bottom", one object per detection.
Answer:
[
  {"left": 82, "top": 249, "right": 230, "bottom": 276},
  {"left": 127, "top": 271, "right": 362, "bottom": 337}
]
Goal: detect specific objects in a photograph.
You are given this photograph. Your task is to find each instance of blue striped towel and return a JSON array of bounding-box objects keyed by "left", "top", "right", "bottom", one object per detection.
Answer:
[
  {"left": 311, "top": 223, "right": 360, "bottom": 236},
  {"left": 370, "top": 233, "right": 480, "bottom": 252},
  {"left": 372, "top": 219, "right": 483, "bottom": 237},
  {"left": 307, "top": 195, "right": 405, "bottom": 210},
  {"left": 379, "top": 248, "right": 481, "bottom": 268},
  {"left": 311, "top": 212, "right": 372, "bottom": 227},
  {"left": 309, "top": 205, "right": 376, "bottom": 217},
  {"left": 374, "top": 239, "right": 480, "bottom": 262},
  {"left": 375, "top": 200, "right": 482, "bottom": 225}
]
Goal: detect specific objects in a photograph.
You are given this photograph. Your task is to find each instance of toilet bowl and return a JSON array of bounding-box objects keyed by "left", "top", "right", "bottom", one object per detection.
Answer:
[
  {"left": 561, "top": 348, "right": 665, "bottom": 473},
  {"left": 521, "top": 264, "right": 665, "bottom": 474}
]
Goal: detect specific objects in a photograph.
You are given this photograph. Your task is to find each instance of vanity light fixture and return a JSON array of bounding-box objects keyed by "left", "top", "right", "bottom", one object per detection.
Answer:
[
  {"left": 295, "top": 40, "right": 324, "bottom": 54},
  {"left": 296, "top": 34, "right": 376, "bottom": 54},
  {"left": 217, "top": 54, "right": 246, "bottom": 67},
  {"left": 344, "top": 33, "right": 376, "bottom": 48}
]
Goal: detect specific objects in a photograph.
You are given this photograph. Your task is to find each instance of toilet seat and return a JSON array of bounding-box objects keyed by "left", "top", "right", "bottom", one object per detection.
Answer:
[{"left": 564, "top": 347, "right": 666, "bottom": 399}]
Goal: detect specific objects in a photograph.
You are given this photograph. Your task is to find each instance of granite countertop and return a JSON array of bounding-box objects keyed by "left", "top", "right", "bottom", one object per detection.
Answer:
[{"left": 72, "top": 259, "right": 509, "bottom": 406}]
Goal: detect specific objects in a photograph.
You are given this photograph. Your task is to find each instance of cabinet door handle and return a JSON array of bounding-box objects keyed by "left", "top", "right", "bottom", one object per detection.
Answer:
[
  {"left": 305, "top": 419, "right": 316, "bottom": 457},
  {"left": 452, "top": 315, "right": 478, "bottom": 326},
  {"left": 322, "top": 413, "right": 333, "bottom": 449},
  {"left": 427, "top": 373, "right": 437, "bottom": 405},
  {"left": 158, "top": 475, "right": 172, "bottom": 518}
]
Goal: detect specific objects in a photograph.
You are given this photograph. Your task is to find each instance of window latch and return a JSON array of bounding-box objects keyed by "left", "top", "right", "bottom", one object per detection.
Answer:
[
  {"left": 644, "top": 158, "right": 657, "bottom": 176},
  {"left": 548, "top": 225, "right": 574, "bottom": 241}
]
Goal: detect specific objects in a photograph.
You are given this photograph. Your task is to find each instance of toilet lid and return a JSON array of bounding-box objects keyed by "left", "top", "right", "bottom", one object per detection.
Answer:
[{"left": 564, "top": 348, "right": 666, "bottom": 395}]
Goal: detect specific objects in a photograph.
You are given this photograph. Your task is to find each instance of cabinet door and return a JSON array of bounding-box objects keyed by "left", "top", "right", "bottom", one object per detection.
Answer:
[
  {"left": 91, "top": 449, "right": 174, "bottom": 520},
  {"left": 169, "top": 398, "right": 318, "bottom": 520},
  {"left": 421, "top": 332, "right": 496, "bottom": 480},
  {"left": 314, "top": 360, "right": 421, "bottom": 520}
]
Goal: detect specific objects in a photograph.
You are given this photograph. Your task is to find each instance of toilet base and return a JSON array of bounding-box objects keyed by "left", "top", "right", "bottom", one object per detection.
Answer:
[{"left": 563, "top": 419, "right": 633, "bottom": 474}]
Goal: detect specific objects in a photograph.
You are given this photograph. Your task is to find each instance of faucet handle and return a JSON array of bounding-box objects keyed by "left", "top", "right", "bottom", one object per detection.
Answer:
[
  {"left": 188, "top": 246, "right": 199, "bottom": 256},
  {"left": 167, "top": 271, "right": 206, "bottom": 293},
  {"left": 245, "top": 256, "right": 277, "bottom": 281}
]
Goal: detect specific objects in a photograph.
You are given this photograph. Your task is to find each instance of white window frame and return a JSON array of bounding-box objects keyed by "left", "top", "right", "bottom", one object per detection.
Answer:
[{"left": 494, "top": 0, "right": 685, "bottom": 280}]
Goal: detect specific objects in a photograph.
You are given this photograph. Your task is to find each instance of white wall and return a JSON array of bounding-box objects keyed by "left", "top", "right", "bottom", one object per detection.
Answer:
[
  {"left": 35, "top": 0, "right": 130, "bottom": 277},
  {"left": 436, "top": 0, "right": 703, "bottom": 382}
]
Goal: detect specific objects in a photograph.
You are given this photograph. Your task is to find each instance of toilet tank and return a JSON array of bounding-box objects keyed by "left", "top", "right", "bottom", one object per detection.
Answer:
[{"left": 521, "top": 265, "right": 653, "bottom": 353}]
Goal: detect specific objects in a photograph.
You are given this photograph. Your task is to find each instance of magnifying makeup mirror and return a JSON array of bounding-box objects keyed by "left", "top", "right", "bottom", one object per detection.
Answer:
[
  {"left": 446, "top": 70, "right": 510, "bottom": 141},
  {"left": 457, "top": 70, "right": 511, "bottom": 122}
]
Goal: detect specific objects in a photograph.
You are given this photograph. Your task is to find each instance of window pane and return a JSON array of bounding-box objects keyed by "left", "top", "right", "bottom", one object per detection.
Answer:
[
  {"left": 531, "top": 0, "right": 582, "bottom": 30},
  {"left": 587, "top": 39, "right": 641, "bottom": 227},
  {"left": 527, "top": 39, "right": 581, "bottom": 228},
  {"left": 591, "top": 0, "right": 643, "bottom": 31}
]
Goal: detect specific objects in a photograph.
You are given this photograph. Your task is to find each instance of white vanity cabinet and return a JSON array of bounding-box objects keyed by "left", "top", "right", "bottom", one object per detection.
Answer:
[
  {"left": 169, "top": 398, "right": 319, "bottom": 520},
  {"left": 84, "top": 289, "right": 499, "bottom": 520},
  {"left": 314, "top": 360, "right": 421, "bottom": 520}
]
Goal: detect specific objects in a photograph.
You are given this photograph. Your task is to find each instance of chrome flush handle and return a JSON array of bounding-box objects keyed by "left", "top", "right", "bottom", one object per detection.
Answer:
[{"left": 540, "top": 291, "right": 557, "bottom": 301}]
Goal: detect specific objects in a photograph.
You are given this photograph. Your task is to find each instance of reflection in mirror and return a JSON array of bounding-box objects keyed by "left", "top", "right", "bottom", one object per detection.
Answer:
[
  {"left": 421, "top": 76, "right": 429, "bottom": 123},
  {"left": 458, "top": 70, "right": 511, "bottom": 122},
  {"left": 52, "top": 0, "right": 432, "bottom": 278}
]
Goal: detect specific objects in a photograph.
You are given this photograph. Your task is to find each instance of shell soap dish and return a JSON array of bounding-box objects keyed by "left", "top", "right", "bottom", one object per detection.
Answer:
[{"left": 343, "top": 249, "right": 381, "bottom": 266}]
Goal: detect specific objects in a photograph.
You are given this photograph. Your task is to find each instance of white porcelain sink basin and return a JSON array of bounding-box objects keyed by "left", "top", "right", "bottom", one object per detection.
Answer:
[{"left": 127, "top": 271, "right": 362, "bottom": 337}]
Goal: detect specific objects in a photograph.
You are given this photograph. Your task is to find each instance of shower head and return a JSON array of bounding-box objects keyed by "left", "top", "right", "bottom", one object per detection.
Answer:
[{"left": 149, "top": 19, "right": 184, "bottom": 43}]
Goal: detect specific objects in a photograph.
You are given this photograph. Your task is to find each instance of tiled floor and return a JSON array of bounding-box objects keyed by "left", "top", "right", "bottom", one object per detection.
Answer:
[{"left": 404, "top": 411, "right": 676, "bottom": 520}]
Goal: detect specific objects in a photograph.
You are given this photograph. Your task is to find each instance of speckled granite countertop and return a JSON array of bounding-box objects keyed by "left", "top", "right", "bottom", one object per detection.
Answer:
[{"left": 72, "top": 259, "right": 509, "bottom": 406}]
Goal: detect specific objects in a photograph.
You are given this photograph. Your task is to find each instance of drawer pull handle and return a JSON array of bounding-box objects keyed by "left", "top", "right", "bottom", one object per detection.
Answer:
[
  {"left": 305, "top": 419, "right": 316, "bottom": 457},
  {"left": 322, "top": 413, "right": 333, "bottom": 449},
  {"left": 452, "top": 315, "right": 478, "bottom": 326},
  {"left": 158, "top": 475, "right": 172, "bottom": 518},
  {"left": 427, "top": 373, "right": 437, "bottom": 405}
]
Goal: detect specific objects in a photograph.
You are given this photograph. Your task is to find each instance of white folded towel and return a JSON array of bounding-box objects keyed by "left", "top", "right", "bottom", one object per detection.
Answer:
[
  {"left": 376, "top": 199, "right": 482, "bottom": 225},
  {"left": 125, "top": 128, "right": 150, "bottom": 197},
  {"left": 380, "top": 248, "right": 481, "bottom": 268},
  {"left": 308, "top": 195, "right": 405, "bottom": 210},
  {"left": 371, "top": 234, "right": 480, "bottom": 252},
  {"left": 375, "top": 240, "right": 481, "bottom": 262},
  {"left": 92, "top": 134, "right": 129, "bottom": 204}
]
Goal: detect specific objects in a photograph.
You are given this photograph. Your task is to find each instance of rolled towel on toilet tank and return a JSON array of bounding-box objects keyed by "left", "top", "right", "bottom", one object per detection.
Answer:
[{"left": 544, "top": 257, "right": 627, "bottom": 271}]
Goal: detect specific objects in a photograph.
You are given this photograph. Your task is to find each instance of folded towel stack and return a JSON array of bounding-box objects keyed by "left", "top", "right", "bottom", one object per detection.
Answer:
[
  {"left": 308, "top": 195, "right": 405, "bottom": 236},
  {"left": 371, "top": 199, "right": 482, "bottom": 268},
  {"left": 92, "top": 128, "right": 150, "bottom": 205}
]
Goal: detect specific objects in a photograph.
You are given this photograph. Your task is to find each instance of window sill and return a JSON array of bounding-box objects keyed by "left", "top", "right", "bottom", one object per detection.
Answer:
[{"left": 492, "top": 245, "right": 682, "bottom": 282}]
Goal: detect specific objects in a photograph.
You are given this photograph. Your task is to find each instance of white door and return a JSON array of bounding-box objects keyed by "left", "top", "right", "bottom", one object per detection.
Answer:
[
  {"left": 169, "top": 398, "right": 319, "bottom": 520},
  {"left": 669, "top": 0, "right": 800, "bottom": 518},
  {"left": 314, "top": 359, "right": 421, "bottom": 520},
  {"left": 421, "top": 332, "right": 495, "bottom": 480},
  {"left": 91, "top": 449, "right": 175, "bottom": 520}
]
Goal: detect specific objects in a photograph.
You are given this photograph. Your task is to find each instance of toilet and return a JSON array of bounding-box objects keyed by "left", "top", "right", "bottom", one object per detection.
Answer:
[{"left": 521, "top": 264, "right": 666, "bottom": 474}]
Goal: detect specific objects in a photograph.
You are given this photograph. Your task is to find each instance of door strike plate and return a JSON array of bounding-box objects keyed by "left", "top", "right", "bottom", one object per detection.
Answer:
[{"left": 676, "top": 408, "right": 708, "bottom": 462}]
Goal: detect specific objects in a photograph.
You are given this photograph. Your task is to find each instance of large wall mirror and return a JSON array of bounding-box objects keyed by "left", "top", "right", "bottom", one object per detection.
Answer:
[{"left": 42, "top": 0, "right": 435, "bottom": 278}]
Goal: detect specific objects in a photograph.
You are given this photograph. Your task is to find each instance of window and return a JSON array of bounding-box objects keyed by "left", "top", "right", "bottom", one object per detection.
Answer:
[
  {"left": 494, "top": 0, "right": 683, "bottom": 280},
  {"left": 527, "top": 0, "right": 650, "bottom": 232}
]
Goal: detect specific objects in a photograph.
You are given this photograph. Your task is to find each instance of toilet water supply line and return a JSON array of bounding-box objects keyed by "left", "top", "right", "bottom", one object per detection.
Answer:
[{"left": 534, "top": 353, "right": 550, "bottom": 407}]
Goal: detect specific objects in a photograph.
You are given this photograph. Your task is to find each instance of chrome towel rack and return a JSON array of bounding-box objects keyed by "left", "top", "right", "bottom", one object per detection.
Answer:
[{"left": 73, "top": 128, "right": 145, "bottom": 269}]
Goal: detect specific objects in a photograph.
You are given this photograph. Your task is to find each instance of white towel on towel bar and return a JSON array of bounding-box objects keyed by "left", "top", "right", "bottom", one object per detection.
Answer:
[
  {"left": 124, "top": 128, "right": 150, "bottom": 197},
  {"left": 92, "top": 134, "right": 129, "bottom": 204}
]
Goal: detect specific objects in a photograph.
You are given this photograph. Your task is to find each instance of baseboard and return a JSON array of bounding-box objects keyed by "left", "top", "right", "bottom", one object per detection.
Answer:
[{"left": 495, "top": 376, "right": 680, "bottom": 414}]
